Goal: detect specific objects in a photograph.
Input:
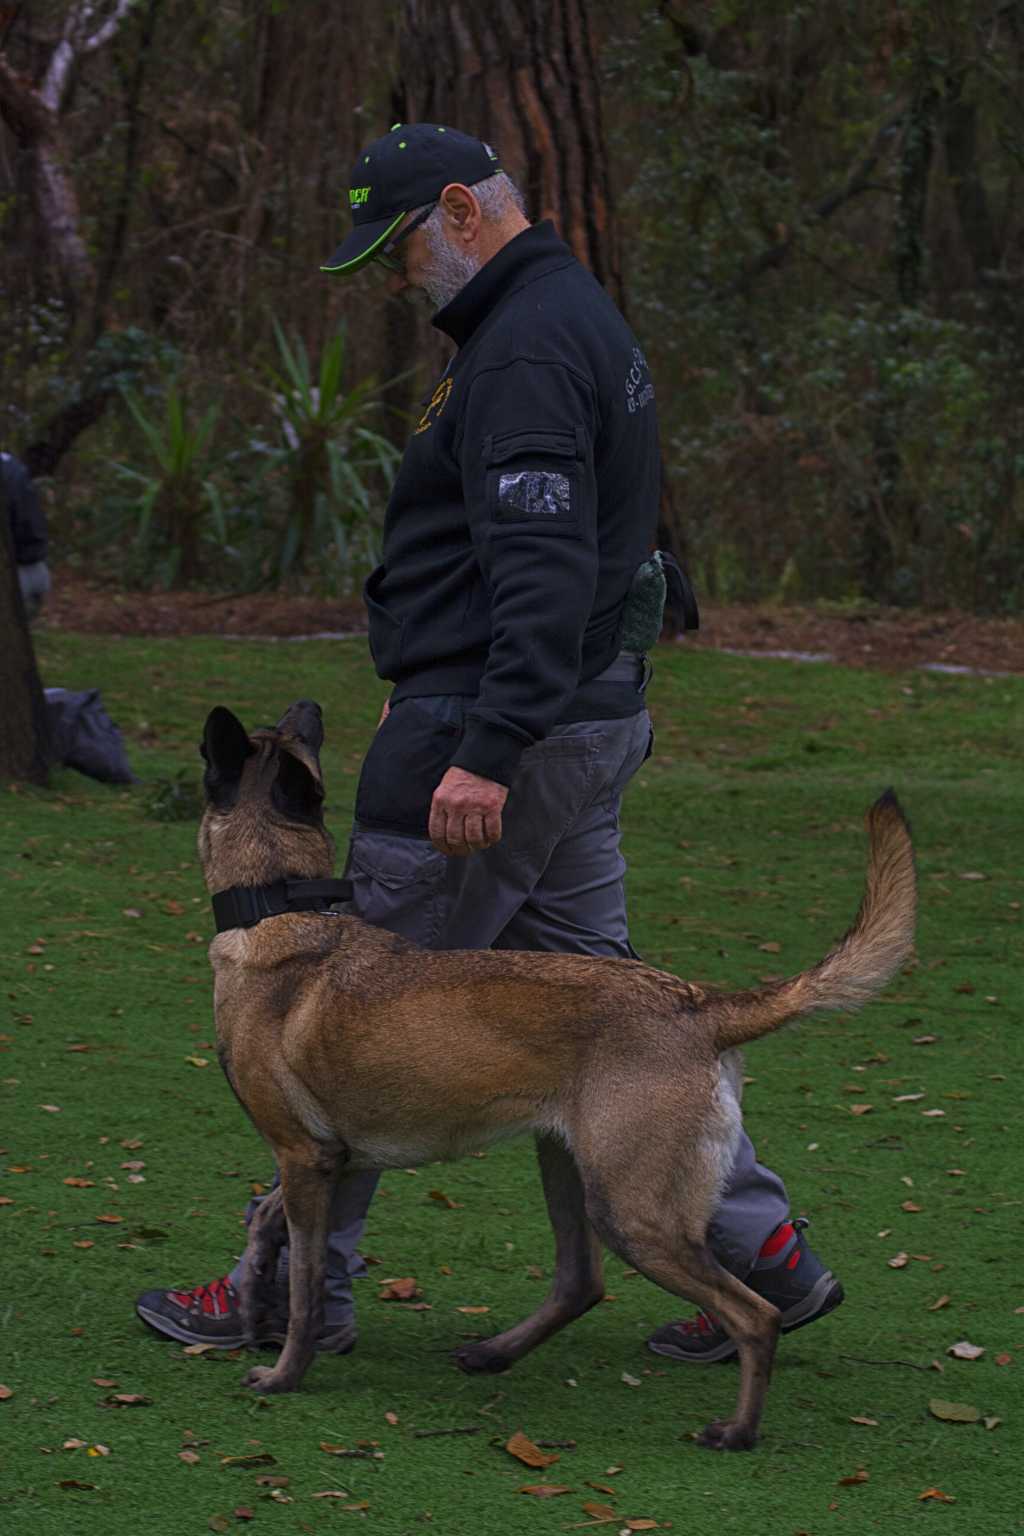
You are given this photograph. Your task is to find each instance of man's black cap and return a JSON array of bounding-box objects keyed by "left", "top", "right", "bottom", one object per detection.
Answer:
[{"left": 321, "top": 123, "right": 500, "bottom": 276}]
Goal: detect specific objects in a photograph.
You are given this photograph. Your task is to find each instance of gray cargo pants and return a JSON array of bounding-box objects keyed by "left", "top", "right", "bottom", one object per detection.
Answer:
[{"left": 232, "top": 688, "right": 789, "bottom": 1317}]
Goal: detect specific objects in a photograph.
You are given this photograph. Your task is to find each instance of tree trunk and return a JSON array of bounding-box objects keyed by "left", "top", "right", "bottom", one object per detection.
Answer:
[
  {"left": 396, "top": 0, "right": 624, "bottom": 305},
  {"left": 0, "top": 520, "right": 50, "bottom": 786}
]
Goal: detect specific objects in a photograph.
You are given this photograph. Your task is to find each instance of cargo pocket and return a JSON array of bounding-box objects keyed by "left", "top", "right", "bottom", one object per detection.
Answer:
[
  {"left": 346, "top": 830, "right": 449, "bottom": 947},
  {"left": 354, "top": 698, "right": 463, "bottom": 837}
]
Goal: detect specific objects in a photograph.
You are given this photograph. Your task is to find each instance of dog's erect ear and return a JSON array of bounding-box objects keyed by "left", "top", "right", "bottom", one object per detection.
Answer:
[
  {"left": 272, "top": 747, "right": 324, "bottom": 825},
  {"left": 275, "top": 699, "right": 324, "bottom": 756},
  {"left": 200, "top": 707, "right": 255, "bottom": 808}
]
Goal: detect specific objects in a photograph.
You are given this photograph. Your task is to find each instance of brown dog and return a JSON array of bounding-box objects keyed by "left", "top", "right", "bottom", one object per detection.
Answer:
[{"left": 199, "top": 699, "right": 916, "bottom": 1450}]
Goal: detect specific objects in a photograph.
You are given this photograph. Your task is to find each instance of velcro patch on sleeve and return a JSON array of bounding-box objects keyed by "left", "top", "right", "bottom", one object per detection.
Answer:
[{"left": 497, "top": 469, "right": 572, "bottom": 520}]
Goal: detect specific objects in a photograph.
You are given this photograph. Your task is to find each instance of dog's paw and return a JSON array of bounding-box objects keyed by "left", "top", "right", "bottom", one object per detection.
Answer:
[
  {"left": 453, "top": 1341, "right": 514, "bottom": 1376},
  {"left": 242, "top": 1364, "right": 284, "bottom": 1393},
  {"left": 697, "top": 1418, "right": 757, "bottom": 1452}
]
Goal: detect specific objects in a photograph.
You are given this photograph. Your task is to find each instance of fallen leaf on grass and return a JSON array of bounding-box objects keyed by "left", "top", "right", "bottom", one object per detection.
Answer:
[
  {"left": 849, "top": 1415, "right": 878, "bottom": 1426},
  {"left": 928, "top": 1296, "right": 951, "bottom": 1311},
  {"left": 929, "top": 1399, "right": 979, "bottom": 1423},
  {"left": 517, "top": 1484, "right": 574, "bottom": 1497},
  {"left": 837, "top": 1470, "right": 869, "bottom": 1486},
  {"left": 208, "top": 1518, "right": 230, "bottom": 1533},
  {"left": 581, "top": 1501, "right": 617, "bottom": 1519},
  {"left": 0, "top": 1196, "right": 13, "bottom": 1206},
  {"left": 893, "top": 1093, "right": 925, "bottom": 1102},
  {"left": 102, "top": 1393, "right": 152, "bottom": 1407},
  {"left": 947, "top": 1340, "right": 984, "bottom": 1360},
  {"left": 233, "top": 1511, "right": 255, "bottom": 1522},
  {"left": 850, "top": 1104, "right": 874, "bottom": 1116},
  {"left": 622, "top": 1522, "right": 660, "bottom": 1531},
  {"left": 758, "top": 941, "right": 781, "bottom": 953},
  {"left": 901, "top": 1201, "right": 923, "bottom": 1213},
  {"left": 39, "top": 1104, "right": 62, "bottom": 1113},
  {"left": 185, "top": 1056, "right": 210, "bottom": 1069},
  {"left": 587, "top": 1482, "right": 619, "bottom": 1495},
  {"left": 255, "top": 1475, "right": 289, "bottom": 1487},
  {"left": 428, "top": 1189, "right": 462, "bottom": 1209},
  {"left": 73, "top": 1240, "right": 94, "bottom": 1250},
  {"left": 918, "top": 1489, "right": 956, "bottom": 1503},
  {"left": 220, "top": 1452, "right": 276, "bottom": 1469},
  {"left": 384, "top": 1411, "right": 399, "bottom": 1426},
  {"left": 179, "top": 1449, "right": 201, "bottom": 1464},
  {"left": 456, "top": 1306, "right": 490, "bottom": 1315},
  {"left": 888, "top": 1252, "right": 909, "bottom": 1269},
  {"left": 182, "top": 1342, "right": 218, "bottom": 1356},
  {"left": 86, "top": 1444, "right": 110, "bottom": 1457},
  {"left": 922, "top": 1109, "right": 946, "bottom": 1117},
  {"left": 621, "top": 1372, "right": 642, "bottom": 1387},
  {"left": 983, "top": 1417, "right": 1001, "bottom": 1431},
  {"left": 63, "top": 1177, "right": 95, "bottom": 1188},
  {"left": 378, "top": 1277, "right": 420, "bottom": 1301},
  {"left": 0, "top": 1385, "right": 13, "bottom": 1400},
  {"left": 506, "top": 1430, "right": 560, "bottom": 1468},
  {"left": 995, "top": 1353, "right": 1013, "bottom": 1366},
  {"left": 58, "top": 1479, "right": 97, "bottom": 1491},
  {"left": 91, "top": 1378, "right": 118, "bottom": 1387}
]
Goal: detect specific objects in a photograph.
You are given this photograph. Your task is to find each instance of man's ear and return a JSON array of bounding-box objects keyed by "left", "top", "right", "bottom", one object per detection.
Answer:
[
  {"left": 272, "top": 748, "right": 324, "bottom": 825},
  {"left": 200, "top": 707, "right": 254, "bottom": 808}
]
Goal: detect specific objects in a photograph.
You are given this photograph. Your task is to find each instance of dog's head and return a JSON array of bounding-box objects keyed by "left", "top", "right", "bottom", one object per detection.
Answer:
[{"left": 197, "top": 700, "right": 335, "bottom": 893}]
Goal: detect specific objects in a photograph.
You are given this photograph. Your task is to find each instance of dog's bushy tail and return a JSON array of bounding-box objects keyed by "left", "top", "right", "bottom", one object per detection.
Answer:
[{"left": 708, "top": 791, "right": 917, "bottom": 1054}]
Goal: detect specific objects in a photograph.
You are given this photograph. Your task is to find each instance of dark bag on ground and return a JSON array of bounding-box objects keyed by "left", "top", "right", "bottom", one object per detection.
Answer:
[{"left": 44, "top": 688, "right": 137, "bottom": 784}]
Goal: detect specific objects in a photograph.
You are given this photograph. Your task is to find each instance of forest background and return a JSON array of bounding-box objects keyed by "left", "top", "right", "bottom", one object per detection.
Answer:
[{"left": 2, "top": 0, "right": 1024, "bottom": 614}]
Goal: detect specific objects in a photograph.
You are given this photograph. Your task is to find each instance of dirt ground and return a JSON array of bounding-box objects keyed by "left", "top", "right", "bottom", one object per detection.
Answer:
[{"left": 43, "top": 567, "right": 1024, "bottom": 675}]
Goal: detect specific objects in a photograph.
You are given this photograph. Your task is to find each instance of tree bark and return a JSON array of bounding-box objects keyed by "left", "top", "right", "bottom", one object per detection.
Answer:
[
  {"left": 0, "top": 518, "right": 50, "bottom": 786},
  {"left": 396, "top": 0, "right": 624, "bottom": 306}
]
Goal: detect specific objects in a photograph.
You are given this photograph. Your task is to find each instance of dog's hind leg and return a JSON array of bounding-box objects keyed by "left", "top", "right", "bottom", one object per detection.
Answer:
[
  {"left": 239, "top": 1184, "right": 287, "bottom": 1344},
  {"left": 454, "top": 1133, "right": 604, "bottom": 1375},
  {"left": 623, "top": 1240, "right": 779, "bottom": 1451},
  {"left": 242, "top": 1152, "right": 336, "bottom": 1394},
  {"left": 579, "top": 1130, "right": 779, "bottom": 1450}
]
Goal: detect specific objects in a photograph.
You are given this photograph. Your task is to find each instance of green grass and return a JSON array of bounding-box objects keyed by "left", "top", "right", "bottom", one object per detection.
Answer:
[{"left": 1, "top": 633, "right": 1021, "bottom": 1535}]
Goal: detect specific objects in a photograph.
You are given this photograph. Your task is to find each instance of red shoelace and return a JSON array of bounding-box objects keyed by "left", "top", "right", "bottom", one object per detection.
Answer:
[{"left": 168, "top": 1277, "right": 236, "bottom": 1316}]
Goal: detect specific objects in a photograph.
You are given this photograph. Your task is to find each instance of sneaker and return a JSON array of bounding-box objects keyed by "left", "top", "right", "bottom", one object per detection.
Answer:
[
  {"left": 136, "top": 1276, "right": 356, "bottom": 1354},
  {"left": 646, "top": 1219, "right": 844, "bottom": 1364}
]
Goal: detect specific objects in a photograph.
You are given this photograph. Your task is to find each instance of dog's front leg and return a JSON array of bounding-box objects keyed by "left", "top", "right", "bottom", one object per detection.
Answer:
[
  {"left": 455, "top": 1133, "right": 604, "bottom": 1374},
  {"left": 242, "top": 1155, "right": 334, "bottom": 1394},
  {"left": 239, "top": 1184, "right": 287, "bottom": 1344}
]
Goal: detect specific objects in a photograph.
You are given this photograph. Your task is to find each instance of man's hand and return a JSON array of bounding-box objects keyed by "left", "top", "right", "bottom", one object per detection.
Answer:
[{"left": 429, "top": 766, "right": 508, "bottom": 857}]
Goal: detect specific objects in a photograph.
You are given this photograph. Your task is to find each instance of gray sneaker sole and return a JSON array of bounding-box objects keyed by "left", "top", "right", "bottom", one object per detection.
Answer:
[
  {"left": 646, "top": 1272, "right": 844, "bottom": 1364},
  {"left": 137, "top": 1303, "right": 356, "bottom": 1354}
]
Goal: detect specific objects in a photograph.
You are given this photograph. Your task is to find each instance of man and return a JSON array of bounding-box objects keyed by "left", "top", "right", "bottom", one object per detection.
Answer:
[
  {"left": 2, "top": 450, "right": 50, "bottom": 619},
  {"left": 137, "top": 124, "right": 842, "bottom": 1365}
]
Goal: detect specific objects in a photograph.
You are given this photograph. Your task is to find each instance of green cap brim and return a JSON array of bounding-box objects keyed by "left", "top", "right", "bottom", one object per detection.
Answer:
[{"left": 320, "top": 210, "right": 406, "bottom": 275}]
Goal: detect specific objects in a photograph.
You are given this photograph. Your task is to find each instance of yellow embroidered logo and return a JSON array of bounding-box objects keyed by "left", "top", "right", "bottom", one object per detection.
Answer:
[{"left": 414, "top": 376, "right": 453, "bottom": 435}]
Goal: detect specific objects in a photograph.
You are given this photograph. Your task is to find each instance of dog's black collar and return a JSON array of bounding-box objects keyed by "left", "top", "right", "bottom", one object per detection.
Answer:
[{"left": 211, "top": 878, "right": 354, "bottom": 934}]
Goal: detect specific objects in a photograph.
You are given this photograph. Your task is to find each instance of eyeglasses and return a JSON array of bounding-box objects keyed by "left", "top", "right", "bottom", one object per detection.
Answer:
[{"left": 375, "top": 202, "right": 438, "bottom": 273}]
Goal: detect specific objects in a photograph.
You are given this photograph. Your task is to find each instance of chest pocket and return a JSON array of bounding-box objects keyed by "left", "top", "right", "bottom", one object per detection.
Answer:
[{"left": 483, "top": 427, "right": 586, "bottom": 536}]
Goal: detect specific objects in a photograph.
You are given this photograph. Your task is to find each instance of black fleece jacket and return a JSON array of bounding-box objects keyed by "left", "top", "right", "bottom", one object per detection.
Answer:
[{"left": 365, "top": 221, "right": 660, "bottom": 785}]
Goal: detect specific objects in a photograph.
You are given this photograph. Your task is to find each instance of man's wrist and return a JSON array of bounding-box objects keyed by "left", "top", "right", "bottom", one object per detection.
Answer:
[{"left": 450, "top": 719, "right": 529, "bottom": 787}]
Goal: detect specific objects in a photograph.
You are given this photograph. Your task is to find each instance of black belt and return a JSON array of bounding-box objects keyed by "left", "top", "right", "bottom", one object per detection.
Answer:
[{"left": 590, "top": 650, "right": 652, "bottom": 689}]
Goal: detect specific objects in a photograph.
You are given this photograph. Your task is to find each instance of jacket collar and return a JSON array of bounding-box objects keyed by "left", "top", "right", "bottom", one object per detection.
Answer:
[{"left": 432, "top": 221, "right": 576, "bottom": 348}]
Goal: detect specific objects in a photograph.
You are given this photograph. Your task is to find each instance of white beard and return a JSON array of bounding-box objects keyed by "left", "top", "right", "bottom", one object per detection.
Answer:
[{"left": 418, "top": 218, "right": 482, "bottom": 309}]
